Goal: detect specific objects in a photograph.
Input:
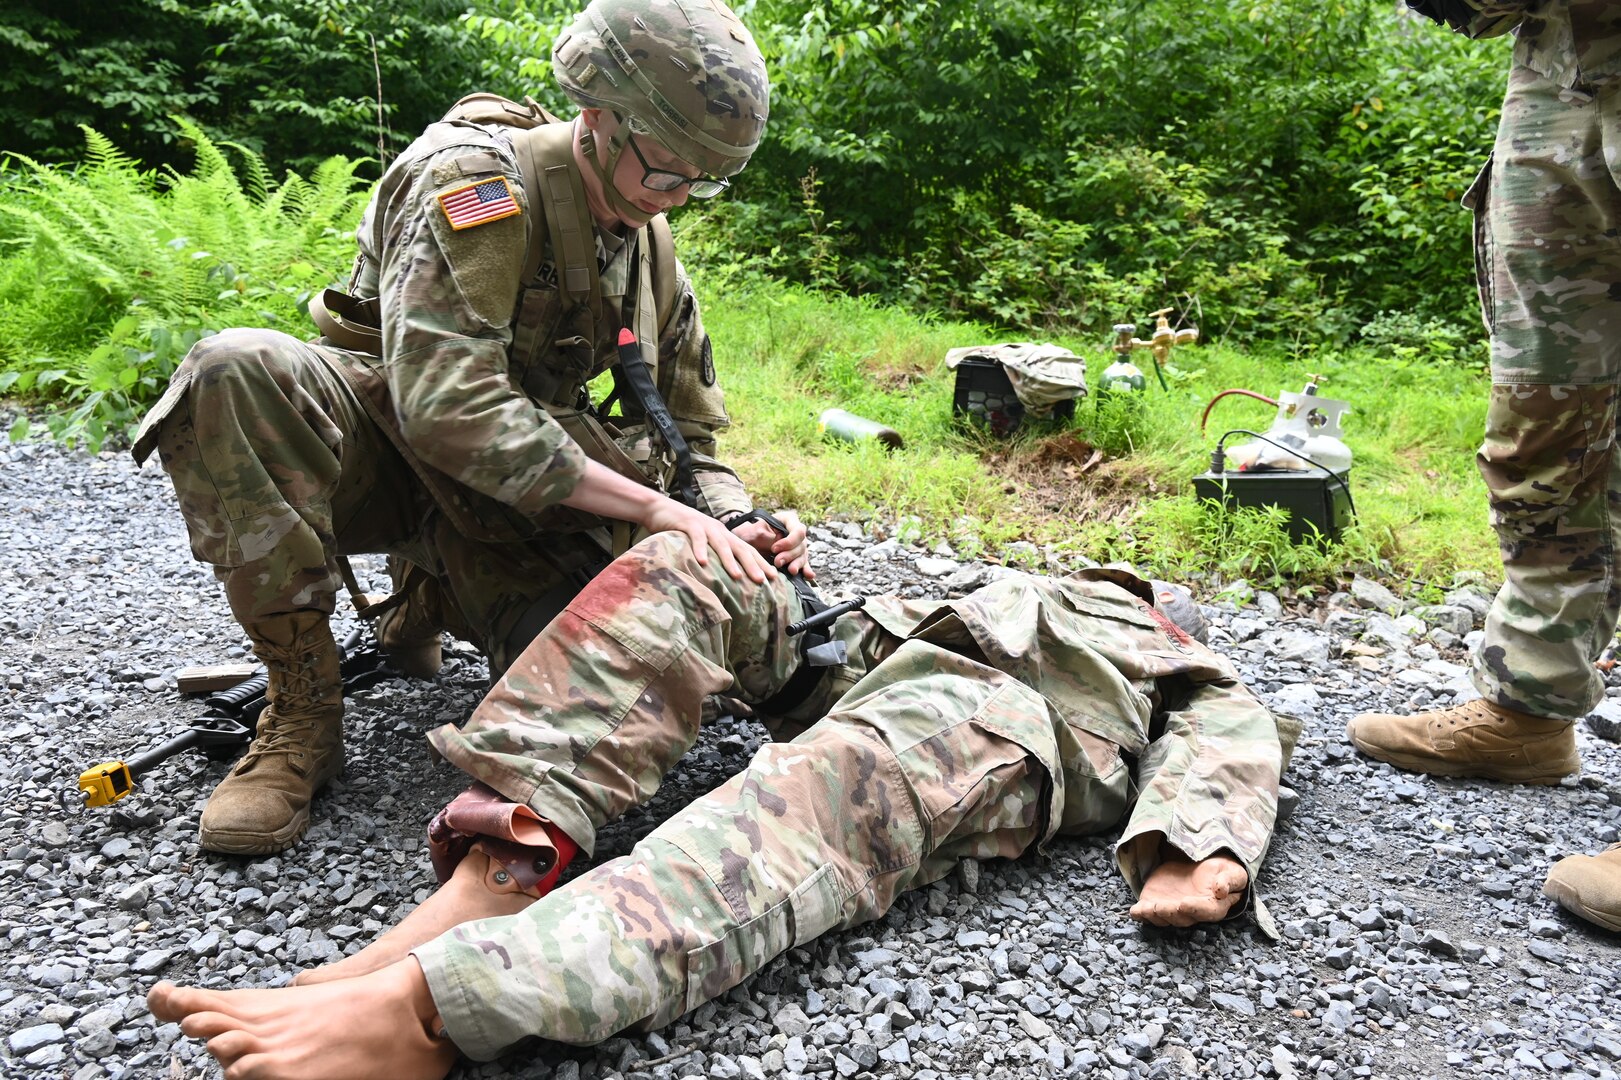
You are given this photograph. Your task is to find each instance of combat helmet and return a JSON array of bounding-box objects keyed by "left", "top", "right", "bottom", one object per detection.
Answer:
[{"left": 553, "top": 0, "right": 769, "bottom": 216}]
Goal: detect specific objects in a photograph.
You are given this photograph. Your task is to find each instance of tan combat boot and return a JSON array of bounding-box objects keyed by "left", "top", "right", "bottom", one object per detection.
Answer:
[
  {"left": 1345, "top": 697, "right": 1579, "bottom": 785},
  {"left": 199, "top": 611, "right": 345, "bottom": 854},
  {"left": 1543, "top": 845, "right": 1621, "bottom": 932},
  {"left": 372, "top": 559, "right": 444, "bottom": 680}
]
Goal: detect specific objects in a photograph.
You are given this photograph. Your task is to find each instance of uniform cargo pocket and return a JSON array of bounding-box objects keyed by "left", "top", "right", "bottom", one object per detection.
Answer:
[{"left": 1463, "top": 153, "right": 1496, "bottom": 336}]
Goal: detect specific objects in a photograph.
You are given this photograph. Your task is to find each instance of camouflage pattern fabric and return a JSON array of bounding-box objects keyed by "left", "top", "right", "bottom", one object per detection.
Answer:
[
  {"left": 130, "top": 330, "right": 618, "bottom": 671},
  {"left": 339, "top": 116, "right": 749, "bottom": 540},
  {"left": 1440, "top": 3, "right": 1621, "bottom": 85},
  {"left": 944, "top": 343, "right": 1088, "bottom": 417},
  {"left": 413, "top": 532, "right": 1283, "bottom": 1057},
  {"left": 552, "top": 0, "right": 770, "bottom": 178},
  {"left": 1463, "top": 40, "right": 1621, "bottom": 719},
  {"left": 131, "top": 104, "right": 751, "bottom": 668},
  {"left": 1514, "top": 2, "right": 1621, "bottom": 88}
]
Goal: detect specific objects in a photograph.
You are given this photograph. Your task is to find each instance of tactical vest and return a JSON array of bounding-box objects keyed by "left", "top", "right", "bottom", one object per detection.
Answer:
[{"left": 312, "top": 94, "right": 693, "bottom": 545}]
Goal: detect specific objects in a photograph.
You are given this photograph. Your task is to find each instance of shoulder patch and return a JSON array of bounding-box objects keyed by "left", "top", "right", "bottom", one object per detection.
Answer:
[
  {"left": 700, "top": 335, "right": 716, "bottom": 386},
  {"left": 438, "top": 177, "right": 522, "bottom": 231}
]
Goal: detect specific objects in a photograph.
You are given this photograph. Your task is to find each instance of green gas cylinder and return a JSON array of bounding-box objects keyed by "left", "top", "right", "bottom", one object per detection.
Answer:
[
  {"left": 1098, "top": 359, "right": 1147, "bottom": 396},
  {"left": 817, "top": 408, "right": 904, "bottom": 449}
]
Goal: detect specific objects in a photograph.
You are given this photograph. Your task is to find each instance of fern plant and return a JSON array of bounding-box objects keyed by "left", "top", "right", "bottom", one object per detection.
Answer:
[{"left": 0, "top": 120, "right": 368, "bottom": 449}]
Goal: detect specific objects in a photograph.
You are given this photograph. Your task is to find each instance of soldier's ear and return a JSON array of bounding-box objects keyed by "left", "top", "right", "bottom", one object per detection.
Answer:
[{"left": 579, "top": 107, "right": 605, "bottom": 132}]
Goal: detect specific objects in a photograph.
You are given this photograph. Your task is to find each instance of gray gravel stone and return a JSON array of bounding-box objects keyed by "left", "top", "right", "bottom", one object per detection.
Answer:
[
  {"left": 1210, "top": 992, "right": 1255, "bottom": 1017},
  {"left": 5, "top": 437, "right": 1621, "bottom": 1080},
  {"left": 1350, "top": 577, "right": 1402, "bottom": 614},
  {"left": 1587, "top": 701, "right": 1621, "bottom": 743},
  {"left": 9, "top": 1023, "right": 65, "bottom": 1054}
]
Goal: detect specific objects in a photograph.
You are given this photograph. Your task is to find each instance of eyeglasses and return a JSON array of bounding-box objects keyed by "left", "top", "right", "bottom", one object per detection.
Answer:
[{"left": 619, "top": 121, "right": 730, "bottom": 199}]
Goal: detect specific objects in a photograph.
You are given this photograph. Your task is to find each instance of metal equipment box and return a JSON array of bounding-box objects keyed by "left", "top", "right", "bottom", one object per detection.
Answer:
[{"left": 1190, "top": 468, "right": 1354, "bottom": 544}]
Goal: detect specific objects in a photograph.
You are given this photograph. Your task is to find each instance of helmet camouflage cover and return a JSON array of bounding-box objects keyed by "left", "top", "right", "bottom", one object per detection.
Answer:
[{"left": 553, "top": 0, "right": 770, "bottom": 178}]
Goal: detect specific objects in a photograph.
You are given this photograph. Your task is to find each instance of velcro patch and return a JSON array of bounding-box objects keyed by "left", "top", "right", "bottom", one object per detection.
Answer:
[{"left": 438, "top": 177, "right": 521, "bottom": 231}]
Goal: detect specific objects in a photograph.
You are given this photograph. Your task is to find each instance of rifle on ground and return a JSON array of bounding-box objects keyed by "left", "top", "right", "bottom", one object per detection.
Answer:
[{"left": 66, "top": 625, "right": 397, "bottom": 811}]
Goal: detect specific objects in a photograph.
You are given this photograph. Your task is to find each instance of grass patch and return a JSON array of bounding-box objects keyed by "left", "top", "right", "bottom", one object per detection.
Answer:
[
  {"left": 0, "top": 127, "right": 1497, "bottom": 589},
  {"left": 700, "top": 271, "right": 1495, "bottom": 589}
]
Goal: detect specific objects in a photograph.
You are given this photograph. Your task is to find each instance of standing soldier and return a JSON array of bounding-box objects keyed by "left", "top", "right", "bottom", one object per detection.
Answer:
[
  {"left": 131, "top": 0, "right": 806, "bottom": 856},
  {"left": 1349, "top": 0, "right": 1621, "bottom": 931}
]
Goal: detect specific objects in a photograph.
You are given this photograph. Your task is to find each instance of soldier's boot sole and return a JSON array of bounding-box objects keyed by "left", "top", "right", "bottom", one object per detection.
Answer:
[
  {"left": 1343, "top": 739, "right": 1576, "bottom": 786},
  {"left": 1542, "top": 877, "right": 1621, "bottom": 932},
  {"left": 1345, "top": 700, "right": 1579, "bottom": 786},
  {"left": 1541, "top": 846, "right": 1621, "bottom": 932},
  {"left": 200, "top": 806, "right": 314, "bottom": 857}
]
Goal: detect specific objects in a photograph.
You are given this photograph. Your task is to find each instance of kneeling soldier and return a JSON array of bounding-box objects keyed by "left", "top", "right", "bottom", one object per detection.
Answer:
[{"left": 133, "top": 0, "right": 804, "bottom": 855}]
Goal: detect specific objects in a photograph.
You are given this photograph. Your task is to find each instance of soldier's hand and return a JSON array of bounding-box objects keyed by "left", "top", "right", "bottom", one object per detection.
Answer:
[
  {"left": 646, "top": 502, "right": 773, "bottom": 584},
  {"left": 732, "top": 509, "right": 815, "bottom": 580}
]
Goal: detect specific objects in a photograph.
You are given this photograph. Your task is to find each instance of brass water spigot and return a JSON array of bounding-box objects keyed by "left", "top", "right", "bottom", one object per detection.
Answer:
[{"left": 1114, "top": 309, "right": 1198, "bottom": 366}]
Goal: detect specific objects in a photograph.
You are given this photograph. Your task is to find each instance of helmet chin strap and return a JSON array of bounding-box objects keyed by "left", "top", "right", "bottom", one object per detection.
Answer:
[{"left": 580, "top": 120, "right": 651, "bottom": 225}]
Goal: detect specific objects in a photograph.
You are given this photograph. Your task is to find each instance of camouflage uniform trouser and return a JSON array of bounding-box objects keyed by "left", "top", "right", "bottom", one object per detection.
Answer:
[
  {"left": 412, "top": 532, "right": 1276, "bottom": 1058},
  {"left": 1468, "top": 63, "right": 1621, "bottom": 719},
  {"left": 138, "top": 329, "right": 607, "bottom": 672}
]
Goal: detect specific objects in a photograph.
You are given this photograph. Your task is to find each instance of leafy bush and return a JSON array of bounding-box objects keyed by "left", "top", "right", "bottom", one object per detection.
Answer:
[
  {"left": 4, "top": 0, "right": 1514, "bottom": 353},
  {"left": 712, "top": 0, "right": 1507, "bottom": 345},
  {"left": 4, "top": 0, "right": 504, "bottom": 177},
  {"left": 1104, "top": 494, "right": 1387, "bottom": 588},
  {"left": 0, "top": 122, "right": 367, "bottom": 448}
]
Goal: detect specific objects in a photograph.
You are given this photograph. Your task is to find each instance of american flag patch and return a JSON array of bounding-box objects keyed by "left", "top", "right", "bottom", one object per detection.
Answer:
[{"left": 437, "top": 177, "right": 521, "bottom": 230}]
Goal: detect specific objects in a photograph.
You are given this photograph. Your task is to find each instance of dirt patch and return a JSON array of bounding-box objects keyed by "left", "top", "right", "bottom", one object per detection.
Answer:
[
  {"left": 870, "top": 366, "right": 930, "bottom": 393},
  {"left": 981, "top": 431, "right": 1159, "bottom": 520}
]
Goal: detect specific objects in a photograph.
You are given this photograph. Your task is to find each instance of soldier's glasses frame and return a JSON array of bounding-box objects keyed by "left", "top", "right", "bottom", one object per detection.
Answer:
[{"left": 624, "top": 130, "right": 730, "bottom": 199}]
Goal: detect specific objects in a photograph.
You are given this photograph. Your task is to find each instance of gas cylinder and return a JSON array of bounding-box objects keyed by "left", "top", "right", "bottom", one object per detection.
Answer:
[
  {"left": 817, "top": 408, "right": 904, "bottom": 450},
  {"left": 1098, "top": 358, "right": 1147, "bottom": 396},
  {"left": 1226, "top": 376, "right": 1352, "bottom": 473}
]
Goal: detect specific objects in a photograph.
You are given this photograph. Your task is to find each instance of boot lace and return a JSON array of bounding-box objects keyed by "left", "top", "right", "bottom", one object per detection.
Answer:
[{"left": 238, "top": 646, "right": 324, "bottom": 770}]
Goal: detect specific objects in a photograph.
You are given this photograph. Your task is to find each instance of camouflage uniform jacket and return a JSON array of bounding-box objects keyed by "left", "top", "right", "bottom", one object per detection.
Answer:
[
  {"left": 1467, "top": 1, "right": 1621, "bottom": 86},
  {"left": 332, "top": 115, "right": 750, "bottom": 543},
  {"left": 853, "top": 568, "right": 1290, "bottom": 889}
]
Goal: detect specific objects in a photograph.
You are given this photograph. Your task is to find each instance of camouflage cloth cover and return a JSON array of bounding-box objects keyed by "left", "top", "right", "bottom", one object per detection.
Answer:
[
  {"left": 1427, "top": 2, "right": 1621, "bottom": 85},
  {"left": 944, "top": 343, "right": 1088, "bottom": 418},
  {"left": 1459, "top": 6, "right": 1621, "bottom": 718},
  {"left": 411, "top": 531, "right": 1288, "bottom": 1056},
  {"left": 1513, "top": 1, "right": 1621, "bottom": 87},
  {"left": 551, "top": 0, "right": 770, "bottom": 178}
]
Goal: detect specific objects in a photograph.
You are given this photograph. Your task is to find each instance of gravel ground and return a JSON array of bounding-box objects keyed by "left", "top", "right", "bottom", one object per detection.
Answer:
[{"left": 2, "top": 438, "right": 1619, "bottom": 1080}]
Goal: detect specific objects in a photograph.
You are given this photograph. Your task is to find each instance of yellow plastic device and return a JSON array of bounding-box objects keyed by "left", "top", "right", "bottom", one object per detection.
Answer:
[{"left": 76, "top": 761, "right": 136, "bottom": 808}]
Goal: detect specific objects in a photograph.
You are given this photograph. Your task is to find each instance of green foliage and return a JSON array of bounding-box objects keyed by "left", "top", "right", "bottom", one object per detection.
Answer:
[
  {"left": 6, "top": 0, "right": 1513, "bottom": 351},
  {"left": 1093, "top": 495, "right": 1387, "bottom": 589},
  {"left": 1358, "top": 308, "right": 1484, "bottom": 368},
  {"left": 4, "top": 0, "right": 504, "bottom": 177},
  {"left": 695, "top": 0, "right": 1509, "bottom": 344},
  {"left": 697, "top": 268, "right": 1498, "bottom": 585},
  {"left": 0, "top": 122, "right": 367, "bottom": 448},
  {"left": 0, "top": 0, "right": 1518, "bottom": 591},
  {"left": 458, "top": 0, "right": 582, "bottom": 111}
]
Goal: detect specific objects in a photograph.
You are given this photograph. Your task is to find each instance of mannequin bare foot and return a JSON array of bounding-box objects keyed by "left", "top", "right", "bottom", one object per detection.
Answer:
[
  {"left": 294, "top": 846, "right": 538, "bottom": 986},
  {"left": 1130, "top": 845, "right": 1248, "bottom": 927},
  {"left": 149, "top": 958, "right": 456, "bottom": 1080}
]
